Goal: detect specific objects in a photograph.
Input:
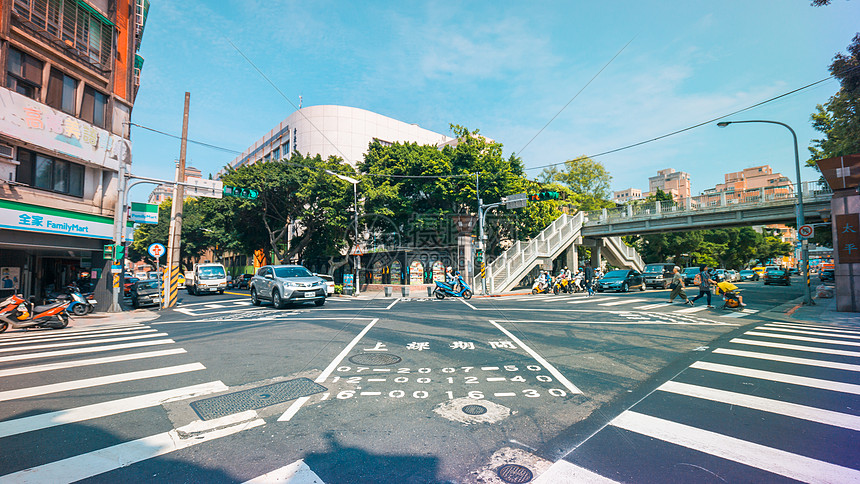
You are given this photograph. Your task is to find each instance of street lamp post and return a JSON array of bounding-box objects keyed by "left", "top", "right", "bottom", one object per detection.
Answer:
[
  {"left": 717, "top": 120, "right": 814, "bottom": 305},
  {"left": 326, "top": 170, "right": 360, "bottom": 296}
]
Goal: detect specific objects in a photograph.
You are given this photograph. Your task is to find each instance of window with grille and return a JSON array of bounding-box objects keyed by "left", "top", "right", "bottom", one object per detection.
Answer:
[
  {"left": 6, "top": 48, "right": 43, "bottom": 99},
  {"left": 46, "top": 68, "right": 78, "bottom": 114},
  {"left": 13, "top": 0, "right": 113, "bottom": 71}
]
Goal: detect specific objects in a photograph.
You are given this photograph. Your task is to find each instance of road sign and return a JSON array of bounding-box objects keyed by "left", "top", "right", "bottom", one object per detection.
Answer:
[
  {"left": 148, "top": 243, "right": 166, "bottom": 259},
  {"left": 129, "top": 202, "right": 159, "bottom": 224},
  {"left": 798, "top": 224, "right": 814, "bottom": 239},
  {"left": 504, "top": 192, "right": 528, "bottom": 209},
  {"left": 184, "top": 178, "right": 223, "bottom": 199}
]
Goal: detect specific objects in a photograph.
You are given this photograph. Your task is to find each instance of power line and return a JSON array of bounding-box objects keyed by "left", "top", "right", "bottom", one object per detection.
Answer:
[{"left": 128, "top": 123, "right": 242, "bottom": 154}]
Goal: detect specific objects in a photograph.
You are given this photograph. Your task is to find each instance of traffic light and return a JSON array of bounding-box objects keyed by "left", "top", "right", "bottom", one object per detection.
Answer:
[
  {"left": 529, "top": 190, "right": 565, "bottom": 201},
  {"left": 223, "top": 186, "right": 259, "bottom": 199},
  {"left": 113, "top": 244, "right": 125, "bottom": 261},
  {"left": 103, "top": 244, "right": 114, "bottom": 260},
  {"left": 475, "top": 248, "right": 483, "bottom": 264}
]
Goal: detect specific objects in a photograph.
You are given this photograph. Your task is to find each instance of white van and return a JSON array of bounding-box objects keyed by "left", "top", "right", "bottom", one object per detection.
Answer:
[{"left": 186, "top": 263, "right": 228, "bottom": 295}]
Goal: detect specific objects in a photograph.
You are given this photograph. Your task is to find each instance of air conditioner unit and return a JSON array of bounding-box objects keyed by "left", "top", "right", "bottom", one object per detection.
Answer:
[{"left": 0, "top": 144, "right": 13, "bottom": 159}]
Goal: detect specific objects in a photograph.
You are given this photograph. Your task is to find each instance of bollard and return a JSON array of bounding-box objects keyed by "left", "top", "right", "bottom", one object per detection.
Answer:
[
  {"left": 427, "top": 286, "right": 433, "bottom": 297},
  {"left": 384, "top": 287, "right": 392, "bottom": 298},
  {"left": 401, "top": 286, "right": 409, "bottom": 297}
]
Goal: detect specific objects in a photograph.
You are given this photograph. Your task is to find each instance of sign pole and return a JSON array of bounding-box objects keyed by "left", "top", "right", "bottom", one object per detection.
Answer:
[{"left": 165, "top": 93, "right": 190, "bottom": 308}]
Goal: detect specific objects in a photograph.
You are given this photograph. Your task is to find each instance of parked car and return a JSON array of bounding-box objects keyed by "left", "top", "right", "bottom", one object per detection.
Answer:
[
  {"left": 788, "top": 268, "right": 800, "bottom": 275},
  {"left": 712, "top": 269, "right": 728, "bottom": 282},
  {"left": 250, "top": 265, "right": 326, "bottom": 308},
  {"left": 236, "top": 273, "right": 253, "bottom": 289},
  {"left": 186, "top": 263, "right": 228, "bottom": 295},
  {"left": 764, "top": 268, "right": 791, "bottom": 286},
  {"left": 315, "top": 273, "right": 335, "bottom": 296},
  {"left": 739, "top": 270, "right": 759, "bottom": 281},
  {"left": 819, "top": 269, "right": 835, "bottom": 282},
  {"left": 727, "top": 269, "right": 740, "bottom": 282},
  {"left": 643, "top": 263, "right": 676, "bottom": 289},
  {"left": 123, "top": 277, "right": 140, "bottom": 296},
  {"left": 596, "top": 269, "right": 645, "bottom": 293},
  {"left": 130, "top": 280, "right": 162, "bottom": 308},
  {"left": 682, "top": 267, "right": 701, "bottom": 285}
]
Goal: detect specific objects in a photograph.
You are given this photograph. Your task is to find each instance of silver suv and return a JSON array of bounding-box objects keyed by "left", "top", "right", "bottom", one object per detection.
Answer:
[{"left": 249, "top": 265, "right": 326, "bottom": 308}]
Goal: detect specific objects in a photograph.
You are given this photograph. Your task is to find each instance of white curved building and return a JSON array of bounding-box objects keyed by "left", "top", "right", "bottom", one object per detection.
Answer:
[{"left": 224, "top": 105, "right": 453, "bottom": 172}]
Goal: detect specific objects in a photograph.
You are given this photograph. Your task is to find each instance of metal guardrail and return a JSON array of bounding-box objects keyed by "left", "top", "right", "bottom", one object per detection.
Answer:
[{"left": 585, "top": 181, "right": 832, "bottom": 226}]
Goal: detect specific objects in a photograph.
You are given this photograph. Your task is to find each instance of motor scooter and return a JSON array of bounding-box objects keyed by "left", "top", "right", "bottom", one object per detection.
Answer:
[
  {"left": 51, "top": 283, "right": 95, "bottom": 316},
  {"left": 531, "top": 276, "right": 553, "bottom": 295},
  {"left": 434, "top": 274, "right": 473, "bottom": 300},
  {"left": 0, "top": 294, "right": 70, "bottom": 333}
]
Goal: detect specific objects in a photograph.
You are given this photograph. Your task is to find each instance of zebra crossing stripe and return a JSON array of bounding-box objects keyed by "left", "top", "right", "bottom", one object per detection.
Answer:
[
  {"left": 0, "top": 339, "right": 176, "bottom": 363},
  {"left": 0, "top": 333, "right": 170, "bottom": 353},
  {"left": 599, "top": 298, "right": 648, "bottom": 307},
  {"left": 610, "top": 411, "right": 860, "bottom": 484},
  {"left": 243, "top": 459, "right": 326, "bottom": 483},
  {"left": 0, "top": 381, "right": 228, "bottom": 439},
  {"left": 658, "top": 380, "right": 860, "bottom": 431},
  {"left": 533, "top": 460, "right": 620, "bottom": 483},
  {"left": 0, "top": 363, "right": 206, "bottom": 402},
  {"left": 689, "top": 361, "right": 860, "bottom": 395},
  {"left": 766, "top": 322, "right": 860, "bottom": 334},
  {"left": 744, "top": 331, "right": 860, "bottom": 348},
  {"left": 722, "top": 310, "right": 758, "bottom": 318},
  {"left": 0, "top": 348, "right": 187, "bottom": 378},
  {"left": 756, "top": 326, "right": 860, "bottom": 340},
  {"left": 673, "top": 306, "right": 710, "bottom": 314},
  {"left": 0, "top": 329, "right": 158, "bottom": 348},
  {"left": 0, "top": 325, "right": 149, "bottom": 343},
  {"left": 569, "top": 297, "right": 617, "bottom": 304},
  {"left": 634, "top": 303, "right": 674, "bottom": 310},
  {"left": 0, "top": 411, "right": 265, "bottom": 484},
  {"left": 730, "top": 338, "right": 860, "bottom": 358},
  {"left": 712, "top": 348, "right": 860, "bottom": 373}
]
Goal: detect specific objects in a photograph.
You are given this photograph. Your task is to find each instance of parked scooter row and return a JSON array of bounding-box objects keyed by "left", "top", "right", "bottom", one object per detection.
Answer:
[
  {"left": 0, "top": 293, "right": 71, "bottom": 333},
  {"left": 48, "top": 283, "right": 97, "bottom": 316},
  {"left": 532, "top": 270, "right": 598, "bottom": 295}
]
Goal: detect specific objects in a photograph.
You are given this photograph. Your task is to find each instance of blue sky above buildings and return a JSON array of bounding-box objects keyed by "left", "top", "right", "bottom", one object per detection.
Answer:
[{"left": 128, "top": 0, "right": 860, "bottom": 202}]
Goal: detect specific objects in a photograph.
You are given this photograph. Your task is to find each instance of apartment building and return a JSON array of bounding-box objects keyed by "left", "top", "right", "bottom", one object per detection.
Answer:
[
  {"left": 648, "top": 168, "right": 692, "bottom": 201},
  {"left": 0, "top": 0, "right": 148, "bottom": 302}
]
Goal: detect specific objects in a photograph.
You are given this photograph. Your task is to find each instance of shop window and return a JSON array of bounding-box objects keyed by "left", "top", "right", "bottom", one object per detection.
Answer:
[
  {"left": 15, "top": 148, "right": 84, "bottom": 197},
  {"left": 6, "top": 48, "right": 42, "bottom": 99},
  {"left": 46, "top": 68, "right": 78, "bottom": 114},
  {"left": 81, "top": 85, "right": 107, "bottom": 128}
]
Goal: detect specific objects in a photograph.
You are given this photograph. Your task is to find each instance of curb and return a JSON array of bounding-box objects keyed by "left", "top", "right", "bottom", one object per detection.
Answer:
[{"left": 757, "top": 296, "right": 819, "bottom": 324}]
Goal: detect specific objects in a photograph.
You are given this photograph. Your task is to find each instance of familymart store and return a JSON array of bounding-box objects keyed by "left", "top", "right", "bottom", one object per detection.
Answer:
[{"left": 0, "top": 199, "right": 114, "bottom": 302}]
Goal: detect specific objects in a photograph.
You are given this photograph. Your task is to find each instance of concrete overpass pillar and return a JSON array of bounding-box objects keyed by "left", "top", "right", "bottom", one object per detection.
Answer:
[
  {"left": 566, "top": 245, "right": 578, "bottom": 272},
  {"left": 591, "top": 241, "right": 603, "bottom": 271}
]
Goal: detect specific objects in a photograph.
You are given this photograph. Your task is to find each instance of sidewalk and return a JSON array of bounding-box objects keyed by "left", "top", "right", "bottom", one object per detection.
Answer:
[
  {"left": 761, "top": 294, "right": 860, "bottom": 327},
  {"left": 66, "top": 308, "right": 161, "bottom": 330}
]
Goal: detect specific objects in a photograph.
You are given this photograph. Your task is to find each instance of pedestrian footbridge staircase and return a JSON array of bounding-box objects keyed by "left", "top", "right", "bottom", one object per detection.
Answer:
[{"left": 483, "top": 212, "right": 644, "bottom": 294}]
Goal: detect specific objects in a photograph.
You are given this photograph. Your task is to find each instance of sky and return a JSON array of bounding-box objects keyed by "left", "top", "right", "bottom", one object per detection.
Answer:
[{"left": 127, "top": 0, "right": 860, "bottom": 203}]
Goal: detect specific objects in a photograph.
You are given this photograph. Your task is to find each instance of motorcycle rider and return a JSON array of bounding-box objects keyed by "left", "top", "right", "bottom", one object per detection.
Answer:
[{"left": 537, "top": 271, "right": 550, "bottom": 291}]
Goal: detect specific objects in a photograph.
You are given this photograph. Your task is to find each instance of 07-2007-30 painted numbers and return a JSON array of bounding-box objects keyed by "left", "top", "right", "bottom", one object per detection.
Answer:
[{"left": 320, "top": 365, "right": 569, "bottom": 401}]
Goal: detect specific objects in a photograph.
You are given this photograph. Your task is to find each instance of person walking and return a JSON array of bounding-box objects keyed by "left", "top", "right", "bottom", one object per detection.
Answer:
[
  {"left": 690, "top": 265, "right": 717, "bottom": 308},
  {"left": 668, "top": 266, "right": 694, "bottom": 306},
  {"left": 583, "top": 263, "right": 595, "bottom": 297}
]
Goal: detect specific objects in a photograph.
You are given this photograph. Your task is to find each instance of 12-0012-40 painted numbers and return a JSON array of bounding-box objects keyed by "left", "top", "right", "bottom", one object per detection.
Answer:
[{"left": 320, "top": 365, "right": 569, "bottom": 400}]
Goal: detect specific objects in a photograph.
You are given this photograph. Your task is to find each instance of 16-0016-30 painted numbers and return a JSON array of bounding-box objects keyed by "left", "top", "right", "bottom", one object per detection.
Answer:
[{"left": 319, "top": 365, "right": 570, "bottom": 401}]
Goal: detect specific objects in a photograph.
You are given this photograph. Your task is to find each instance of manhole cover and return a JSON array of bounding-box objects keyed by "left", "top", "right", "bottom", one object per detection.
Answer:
[
  {"left": 190, "top": 378, "right": 326, "bottom": 420},
  {"left": 497, "top": 464, "right": 534, "bottom": 483},
  {"left": 348, "top": 353, "right": 402, "bottom": 366},
  {"left": 461, "top": 404, "right": 488, "bottom": 415}
]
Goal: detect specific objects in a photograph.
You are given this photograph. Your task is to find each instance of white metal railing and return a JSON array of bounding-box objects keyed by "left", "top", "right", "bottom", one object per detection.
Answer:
[
  {"left": 587, "top": 181, "right": 832, "bottom": 226},
  {"left": 602, "top": 234, "right": 645, "bottom": 272}
]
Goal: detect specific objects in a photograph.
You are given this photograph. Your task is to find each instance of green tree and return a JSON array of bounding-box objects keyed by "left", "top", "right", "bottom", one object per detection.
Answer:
[{"left": 537, "top": 156, "right": 613, "bottom": 211}]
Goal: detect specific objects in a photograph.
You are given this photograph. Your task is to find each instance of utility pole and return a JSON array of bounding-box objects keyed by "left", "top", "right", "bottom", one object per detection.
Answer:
[
  {"left": 108, "top": 160, "right": 127, "bottom": 312},
  {"left": 165, "top": 92, "right": 190, "bottom": 308}
]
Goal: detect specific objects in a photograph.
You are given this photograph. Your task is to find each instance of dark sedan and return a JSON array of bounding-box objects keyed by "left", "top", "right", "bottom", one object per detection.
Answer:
[
  {"left": 764, "top": 268, "right": 791, "bottom": 286},
  {"left": 236, "top": 273, "right": 253, "bottom": 289},
  {"left": 597, "top": 269, "right": 645, "bottom": 293},
  {"left": 739, "top": 270, "right": 759, "bottom": 281},
  {"left": 820, "top": 269, "right": 835, "bottom": 282},
  {"left": 130, "top": 280, "right": 162, "bottom": 308},
  {"left": 123, "top": 277, "right": 140, "bottom": 296}
]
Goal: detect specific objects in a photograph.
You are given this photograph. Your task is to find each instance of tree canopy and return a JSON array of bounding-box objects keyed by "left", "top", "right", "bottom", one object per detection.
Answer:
[
  {"left": 636, "top": 227, "right": 793, "bottom": 268},
  {"left": 537, "top": 156, "right": 613, "bottom": 211}
]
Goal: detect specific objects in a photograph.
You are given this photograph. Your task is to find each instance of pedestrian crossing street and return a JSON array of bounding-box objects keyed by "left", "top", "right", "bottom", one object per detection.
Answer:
[
  {"left": 494, "top": 294, "right": 762, "bottom": 318},
  {"left": 542, "top": 320, "right": 860, "bottom": 483},
  {"left": 0, "top": 323, "right": 298, "bottom": 483}
]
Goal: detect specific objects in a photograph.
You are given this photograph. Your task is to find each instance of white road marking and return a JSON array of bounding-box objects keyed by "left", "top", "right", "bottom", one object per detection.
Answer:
[
  {"left": 0, "top": 412, "right": 265, "bottom": 484},
  {"left": 533, "top": 459, "right": 620, "bottom": 484},
  {"left": 744, "top": 331, "right": 860, "bottom": 347},
  {"left": 713, "top": 348, "right": 860, "bottom": 372},
  {"left": 459, "top": 298, "right": 478, "bottom": 310},
  {"left": 368, "top": 378, "right": 387, "bottom": 382},
  {"left": 385, "top": 298, "right": 400, "bottom": 310},
  {"left": 372, "top": 368, "right": 390, "bottom": 372},
  {"left": 755, "top": 326, "right": 860, "bottom": 340},
  {"left": 0, "top": 381, "right": 228, "bottom": 438},
  {"left": 0, "top": 326, "right": 152, "bottom": 344},
  {"left": 0, "top": 332, "right": 169, "bottom": 353},
  {"left": 360, "top": 392, "right": 381, "bottom": 396},
  {"left": 611, "top": 411, "right": 860, "bottom": 484},
  {"left": 489, "top": 320, "right": 581, "bottom": 394},
  {"left": 599, "top": 298, "right": 648, "bottom": 307},
  {"left": 766, "top": 322, "right": 860, "bottom": 334},
  {"left": 721, "top": 310, "right": 758, "bottom": 318},
  {"left": 482, "top": 366, "right": 500, "bottom": 371},
  {"left": 177, "top": 297, "right": 248, "bottom": 307},
  {"left": 0, "top": 363, "right": 206, "bottom": 402},
  {"left": 0, "top": 348, "right": 187, "bottom": 378},
  {"left": 243, "top": 459, "right": 326, "bottom": 484},
  {"left": 494, "top": 392, "right": 516, "bottom": 397},
  {"left": 658, "top": 380, "right": 860, "bottom": 431},
  {"left": 730, "top": 338, "right": 860, "bottom": 358},
  {"left": 0, "top": 339, "right": 176, "bottom": 363},
  {"left": 233, "top": 301, "right": 253, "bottom": 306},
  {"left": 634, "top": 302, "right": 674, "bottom": 310},
  {"left": 278, "top": 318, "right": 380, "bottom": 421},
  {"left": 673, "top": 306, "right": 710, "bottom": 314},
  {"left": 487, "top": 377, "right": 506, "bottom": 382},
  {"left": 500, "top": 320, "right": 735, "bottom": 326},
  {"left": 690, "top": 361, "right": 860, "bottom": 395},
  {"left": 203, "top": 304, "right": 227, "bottom": 309},
  {"left": 0, "top": 328, "right": 158, "bottom": 347},
  {"left": 568, "top": 297, "right": 615, "bottom": 304}
]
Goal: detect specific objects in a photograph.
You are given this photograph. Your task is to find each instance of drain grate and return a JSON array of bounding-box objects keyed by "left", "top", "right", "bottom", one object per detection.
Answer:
[
  {"left": 461, "top": 404, "right": 488, "bottom": 415},
  {"left": 190, "top": 378, "right": 326, "bottom": 420},
  {"left": 497, "top": 464, "right": 534, "bottom": 483},
  {"left": 348, "top": 353, "right": 402, "bottom": 366}
]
